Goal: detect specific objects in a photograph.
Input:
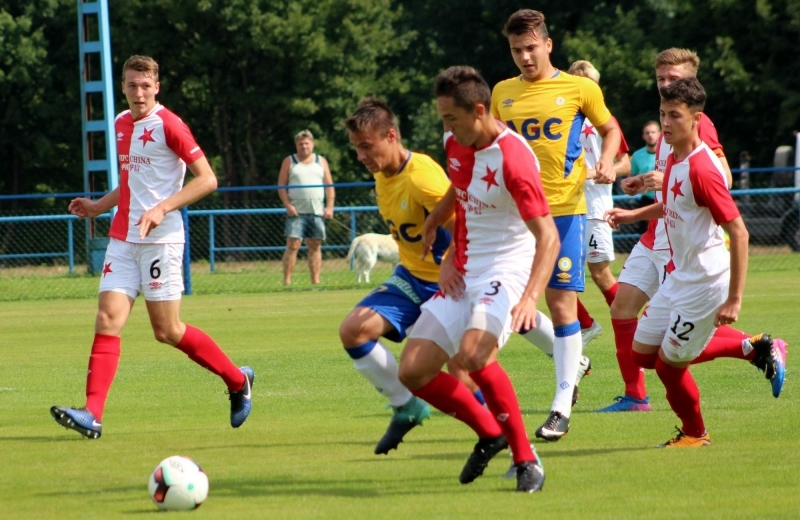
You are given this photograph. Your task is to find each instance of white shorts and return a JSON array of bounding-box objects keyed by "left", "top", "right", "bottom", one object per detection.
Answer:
[
  {"left": 634, "top": 275, "right": 729, "bottom": 363},
  {"left": 585, "top": 219, "right": 614, "bottom": 263},
  {"left": 409, "top": 271, "right": 526, "bottom": 358},
  {"left": 98, "top": 238, "right": 184, "bottom": 301},
  {"left": 618, "top": 242, "right": 671, "bottom": 299}
]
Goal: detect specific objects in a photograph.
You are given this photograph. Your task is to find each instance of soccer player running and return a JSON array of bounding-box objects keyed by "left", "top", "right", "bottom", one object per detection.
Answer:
[
  {"left": 606, "top": 77, "right": 754, "bottom": 446},
  {"left": 51, "top": 55, "right": 253, "bottom": 438},
  {"left": 339, "top": 98, "right": 457, "bottom": 454},
  {"left": 567, "top": 60, "right": 632, "bottom": 347},
  {"left": 492, "top": 9, "right": 622, "bottom": 441},
  {"left": 599, "top": 49, "right": 787, "bottom": 413},
  {"left": 399, "top": 65, "right": 558, "bottom": 493}
]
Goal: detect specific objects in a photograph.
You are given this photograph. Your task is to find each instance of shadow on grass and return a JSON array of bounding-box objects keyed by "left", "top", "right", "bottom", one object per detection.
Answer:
[
  {"left": 186, "top": 437, "right": 470, "bottom": 452},
  {"left": 0, "top": 435, "right": 82, "bottom": 442}
]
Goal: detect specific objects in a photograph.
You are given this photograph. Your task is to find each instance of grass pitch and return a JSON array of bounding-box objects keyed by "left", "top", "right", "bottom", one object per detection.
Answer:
[{"left": 0, "top": 272, "right": 798, "bottom": 519}]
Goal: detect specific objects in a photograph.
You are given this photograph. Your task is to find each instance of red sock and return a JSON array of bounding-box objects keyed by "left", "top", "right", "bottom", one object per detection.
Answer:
[
  {"left": 612, "top": 318, "right": 647, "bottom": 400},
  {"left": 576, "top": 298, "right": 594, "bottom": 329},
  {"left": 692, "top": 330, "right": 754, "bottom": 364},
  {"left": 175, "top": 325, "right": 245, "bottom": 391},
  {"left": 655, "top": 357, "right": 705, "bottom": 438},
  {"left": 85, "top": 334, "right": 121, "bottom": 420},
  {"left": 712, "top": 325, "right": 750, "bottom": 341},
  {"left": 602, "top": 282, "right": 618, "bottom": 307},
  {"left": 411, "top": 371, "right": 502, "bottom": 439},
  {"left": 469, "top": 362, "right": 535, "bottom": 464}
]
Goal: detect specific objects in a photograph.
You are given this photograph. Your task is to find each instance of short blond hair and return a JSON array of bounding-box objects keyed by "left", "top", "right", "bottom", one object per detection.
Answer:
[
  {"left": 568, "top": 60, "right": 600, "bottom": 84},
  {"left": 294, "top": 129, "right": 314, "bottom": 143},
  {"left": 655, "top": 48, "right": 700, "bottom": 75},
  {"left": 121, "top": 55, "right": 159, "bottom": 82}
]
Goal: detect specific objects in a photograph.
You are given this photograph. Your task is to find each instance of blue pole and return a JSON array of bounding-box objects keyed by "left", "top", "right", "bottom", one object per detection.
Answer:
[
  {"left": 68, "top": 219, "right": 74, "bottom": 274},
  {"left": 181, "top": 206, "right": 192, "bottom": 295},
  {"left": 209, "top": 214, "right": 216, "bottom": 273}
]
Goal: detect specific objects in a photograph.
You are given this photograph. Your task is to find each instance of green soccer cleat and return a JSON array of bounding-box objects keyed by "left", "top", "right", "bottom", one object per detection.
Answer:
[{"left": 374, "top": 396, "right": 431, "bottom": 455}]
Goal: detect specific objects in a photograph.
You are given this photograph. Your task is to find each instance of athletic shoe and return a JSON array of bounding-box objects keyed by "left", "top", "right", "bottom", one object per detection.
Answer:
[
  {"left": 535, "top": 411, "right": 569, "bottom": 442},
  {"left": 459, "top": 434, "right": 508, "bottom": 484},
  {"left": 656, "top": 427, "right": 711, "bottom": 448},
  {"left": 749, "top": 334, "right": 787, "bottom": 398},
  {"left": 229, "top": 366, "right": 255, "bottom": 428},
  {"left": 571, "top": 355, "right": 592, "bottom": 406},
  {"left": 515, "top": 459, "right": 545, "bottom": 493},
  {"left": 374, "top": 396, "right": 431, "bottom": 455},
  {"left": 501, "top": 444, "right": 536, "bottom": 480},
  {"left": 50, "top": 406, "right": 102, "bottom": 439},
  {"left": 581, "top": 320, "right": 603, "bottom": 349},
  {"left": 595, "top": 394, "right": 652, "bottom": 413}
]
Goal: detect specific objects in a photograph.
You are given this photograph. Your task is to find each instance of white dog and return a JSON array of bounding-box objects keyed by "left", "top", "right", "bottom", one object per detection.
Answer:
[{"left": 345, "top": 233, "right": 399, "bottom": 283}]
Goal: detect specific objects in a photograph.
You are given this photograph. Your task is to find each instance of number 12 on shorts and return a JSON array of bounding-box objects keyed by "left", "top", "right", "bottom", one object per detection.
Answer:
[{"left": 670, "top": 314, "right": 695, "bottom": 341}]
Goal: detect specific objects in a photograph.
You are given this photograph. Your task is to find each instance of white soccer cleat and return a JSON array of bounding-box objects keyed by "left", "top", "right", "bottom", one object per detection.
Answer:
[{"left": 581, "top": 320, "right": 603, "bottom": 349}]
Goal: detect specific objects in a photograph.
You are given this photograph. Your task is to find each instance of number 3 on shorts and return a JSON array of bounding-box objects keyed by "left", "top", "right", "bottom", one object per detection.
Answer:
[
  {"left": 150, "top": 259, "right": 161, "bottom": 279},
  {"left": 484, "top": 281, "right": 501, "bottom": 296}
]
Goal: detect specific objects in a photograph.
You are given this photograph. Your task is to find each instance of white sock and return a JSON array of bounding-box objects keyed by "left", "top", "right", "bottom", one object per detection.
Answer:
[
  {"left": 552, "top": 328, "right": 583, "bottom": 418},
  {"left": 521, "top": 311, "right": 554, "bottom": 358},
  {"left": 352, "top": 341, "right": 412, "bottom": 407},
  {"left": 742, "top": 339, "right": 754, "bottom": 356}
]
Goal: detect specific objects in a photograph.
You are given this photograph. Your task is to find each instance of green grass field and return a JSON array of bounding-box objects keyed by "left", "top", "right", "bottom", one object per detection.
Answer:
[{"left": 1, "top": 272, "right": 798, "bottom": 519}]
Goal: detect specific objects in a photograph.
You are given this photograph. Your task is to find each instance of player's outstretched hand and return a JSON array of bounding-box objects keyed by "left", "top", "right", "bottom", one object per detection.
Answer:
[
  {"left": 594, "top": 159, "right": 616, "bottom": 184},
  {"left": 604, "top": 208, "right": 633, "bottom": 230},
  {"left": 511, "top": 297, "right": 538, "bottom": 333},
  {"left": 135, "top": 206, "right": 167, "bottom": 239},
  {"left": 621, "top": 176, "right": 644, "bottom": 195},
  {"left": 68, "top": 197, "right": 100, "bottom": 219},
  {"left": 714, "top": 298, "right": 741, "bottom": 327},
  {"left": 642, "top": 170, "right": 664, "bottom": 193},
  {"left": 438, "top": 254, "right": 465, "bottom": 301}
]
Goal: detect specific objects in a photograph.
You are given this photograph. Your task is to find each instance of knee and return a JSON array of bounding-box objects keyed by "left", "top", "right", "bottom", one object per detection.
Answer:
[
  {"left": 285, "top": 239, "right": 301, "bottom": 252},
  {"left": 95, "top": 308, "right": 124, "bottom": 335},
  {"left": 339, "top": 317, "right": 369, "bottom": 347},
  {"left": 306, "top": 240, "right": 321, "bottom": 251},
  {"left": 153, "top": 324, "right": 184, "bottom": 346},
  {"left": 610, "top": 298, "right": 636, "bottom": 320},
  {"left": 398, "top": 358, "right": 433, "bottom": 391}
]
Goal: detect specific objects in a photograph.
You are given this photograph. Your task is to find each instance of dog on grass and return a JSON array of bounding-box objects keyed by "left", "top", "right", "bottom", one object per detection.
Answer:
[{"left": 345, "top": 233, "right": 399, "bottom": 283}]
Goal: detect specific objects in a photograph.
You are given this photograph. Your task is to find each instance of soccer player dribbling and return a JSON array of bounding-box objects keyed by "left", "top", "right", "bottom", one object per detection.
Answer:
[
  {"left": 51, "top": 55, "right": 253, "bottom": 439},
  {"left": 491, "top": 9, "right": 622, "bottom": 441},
  {"left": 399, "top": 65, "right": 559, "bottom": 492},
  {"left": 600, "top": 49, "right": 787, "bottom": 413},
  {"left": 606, "top": 77, "right": 757, "bottom": 446}
]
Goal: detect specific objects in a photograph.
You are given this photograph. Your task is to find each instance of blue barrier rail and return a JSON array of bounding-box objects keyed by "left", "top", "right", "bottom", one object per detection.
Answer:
[{"left": 2, "top": 186, "right": 799, "bottom": 291}]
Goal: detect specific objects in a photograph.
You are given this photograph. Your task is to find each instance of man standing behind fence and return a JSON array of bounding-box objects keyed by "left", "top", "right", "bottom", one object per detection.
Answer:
[
  {"left": 278, "top": 130, "right": 335, "bottom": 285},
  {"left": 51, "top": 55, "right": 253, "bottom": 439}
]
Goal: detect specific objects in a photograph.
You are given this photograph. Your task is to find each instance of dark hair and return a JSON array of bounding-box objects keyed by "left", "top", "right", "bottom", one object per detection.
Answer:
[
  {"left": 643, "top": 120, "right": 660, "bottom": 130},
  {"left": 344, "top": 97, "right": 399, "bottom": 136},
  {"left": 433, "top": 66, "right": 491, "bottom": 111},
  {"left": 660, "top": 77, "right": 706, "bottom": 113},
  {"left": 502, "top": 9, "right": 549, "bottom": 40}
]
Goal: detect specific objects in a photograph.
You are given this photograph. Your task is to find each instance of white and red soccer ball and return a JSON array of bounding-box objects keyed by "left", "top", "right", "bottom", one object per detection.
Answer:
[{"left": 148, "top": 456, "right": 209, "bottom": 511}]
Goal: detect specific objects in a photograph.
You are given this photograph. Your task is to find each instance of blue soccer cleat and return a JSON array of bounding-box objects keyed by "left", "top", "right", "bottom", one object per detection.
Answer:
[
  {"left": 50, "top": 406, "right": 102, "bottom": 439},
  {"left": 229, "top": 366, "right": 254, "bottom": 428},
  {"left": 749, "top": 334, "right": 788, "bottom": 398},
  {"left": 595, "top": 394, "right": 652, "bottom": 413}
]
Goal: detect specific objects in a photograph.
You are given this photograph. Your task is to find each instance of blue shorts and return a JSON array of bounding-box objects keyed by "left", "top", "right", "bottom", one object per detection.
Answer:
[
  {"left": 548, "top": 214, "right": 586, "bottom": 292},
  {"left": 285, "top": 214, "right": 326, "bottom": 240},
  {"left": 356, "top": 264, "right": 439, "bottom": 342}
]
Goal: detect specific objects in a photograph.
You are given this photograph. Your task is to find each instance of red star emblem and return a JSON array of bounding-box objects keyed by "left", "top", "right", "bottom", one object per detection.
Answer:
[
  {"left": 481, "top": 167, "right": 499, "bottom": 191},
  {"left": 102, "top": 262, "right": 113, "bottom": 278},
  {"left": 581, "top": 124, "right": 596, "bottom": 137},
  {"left": 670, "top": 179, "right": 684, "bottom": 201},
  {"left": 433, "top": 290, "right": 445, "bottom": 299},
  {"left": 138, "top": 127, "right": 156, "bottom": 147}
]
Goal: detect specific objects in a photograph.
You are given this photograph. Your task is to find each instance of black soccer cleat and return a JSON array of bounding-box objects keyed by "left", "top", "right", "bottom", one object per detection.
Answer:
[
  {"left": 535, "top": 411, "right": 570, "bottom": 442},
  {"left": 515, "top": 459, "right": 545, "bottom": 493},
  {"left": 459, "top": 434, "right": 508, "bottom": 484}
]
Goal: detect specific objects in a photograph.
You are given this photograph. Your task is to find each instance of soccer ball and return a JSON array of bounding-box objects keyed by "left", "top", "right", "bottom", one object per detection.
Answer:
[{"left": 148, "top": 456, "right": 209, "bottom": 510}]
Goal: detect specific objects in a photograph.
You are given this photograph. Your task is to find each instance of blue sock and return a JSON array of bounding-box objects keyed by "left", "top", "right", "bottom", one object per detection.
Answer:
[{"left": 473, "top": 389, "right": 486, "bottom": 405}]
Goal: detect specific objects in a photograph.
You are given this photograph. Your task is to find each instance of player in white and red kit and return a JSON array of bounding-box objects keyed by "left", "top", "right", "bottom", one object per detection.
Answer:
[
  {"left": 599, "top": 49, "right": 787, "bottom": 413},
  {"left": 568, "top": 60, "right": 631, "bottom": 348},
  {"left": 398, "top": 66, "right": 559, "bottom": 493},
  {"left": 51, "top": 56, "right": 253, "bottom": 439},
  {"left": 608, "top": 77, "right": 782, "bottom": 446}
]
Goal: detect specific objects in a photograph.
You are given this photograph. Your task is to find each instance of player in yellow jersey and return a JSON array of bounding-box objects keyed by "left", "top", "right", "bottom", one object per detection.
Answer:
[
  {"left": 492, "top": 9, "right": 623, "bottom": 441},
  {"left": 339, "top": 98, "right": 456, "bottom": 454}
]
